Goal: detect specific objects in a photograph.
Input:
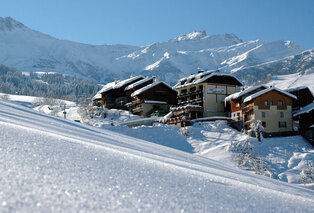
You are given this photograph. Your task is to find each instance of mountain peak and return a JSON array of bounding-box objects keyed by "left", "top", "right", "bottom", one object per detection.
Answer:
[
  {"left": 174, "top": 30, "right": 207, "bottom": 41},
  {"left": 0, "top": 17, "right": 26, "bottom": 31}
]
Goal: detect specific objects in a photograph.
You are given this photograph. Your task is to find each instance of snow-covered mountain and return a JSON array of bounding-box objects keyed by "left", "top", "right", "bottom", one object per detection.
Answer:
[{"left": 0, "top": 17, "right": 310, "bottom": 85}]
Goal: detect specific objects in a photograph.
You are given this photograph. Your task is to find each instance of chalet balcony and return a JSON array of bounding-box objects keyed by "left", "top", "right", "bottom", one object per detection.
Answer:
[
  {"left": 178, "top": 90, "right": 202, "bottom": 98},
  {"left": 242, "top": 105, "right": 254, "bottom": 113},
  {"left": 188, "top": 90, "right": 202, "bottom": 95},
  {"left": 178, "top": 98, "right": 202, "bottom": 105}
]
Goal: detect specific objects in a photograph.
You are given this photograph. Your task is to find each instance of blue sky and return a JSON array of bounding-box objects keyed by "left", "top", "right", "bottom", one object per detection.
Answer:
[{"left": 1, "top": 0, "right": 313, "bottom": 49}]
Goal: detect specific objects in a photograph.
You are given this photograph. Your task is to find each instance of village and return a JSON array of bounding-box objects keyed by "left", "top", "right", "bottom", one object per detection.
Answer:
[{"left": 92, "top": 69, "right": 314, "bottom": 145}]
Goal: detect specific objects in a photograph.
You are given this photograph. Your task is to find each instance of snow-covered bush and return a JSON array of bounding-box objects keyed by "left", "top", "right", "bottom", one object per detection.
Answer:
[
  {"left": 250, "top": 120, "right": 264, "bottom": 141},
  {"left": 300, "top": 164, "right": 314, "bottom": 184},
  {"left": 78, "top": 104, "right": 98, "bottom": 120},
  {"left": 231, "top": 140, "right": 272, "bottom": 177},
  {"left": 230, "top": 140, "right": 253, "bottom": 154},
  {"left": 180, "top": 127, "right": 191, "bottom": 137}
]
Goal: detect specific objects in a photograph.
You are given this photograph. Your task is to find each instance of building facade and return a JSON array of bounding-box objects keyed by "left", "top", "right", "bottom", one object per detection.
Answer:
[
  {"left": 174, "top": 70, "right": 243, "bottom": 117},
  {"left": 225, "top": 85, "right": 268, "bottom": 121},
  {"left": 243, "top": 87, "right": 297, "bottom": 135},
  {"left": 92, "top": 76, "right": 144, "bottom": 109},
  {"left": 130, "top": 81, "right": 177, "bottom": 117}
]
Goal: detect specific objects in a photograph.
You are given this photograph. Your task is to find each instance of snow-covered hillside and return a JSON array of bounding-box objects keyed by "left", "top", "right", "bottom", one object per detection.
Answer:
[
  {"left": 0, "top": 17, "right": 309, "bottom": 85},
  {"left": 267, "top": 69, "right": 314, "bottom": 92},
  {"left": 0, "top": 99, "right": 314, "bottom": 212},
  {"left": 235, "top": 49, "right": 314, "bottom": 86}
]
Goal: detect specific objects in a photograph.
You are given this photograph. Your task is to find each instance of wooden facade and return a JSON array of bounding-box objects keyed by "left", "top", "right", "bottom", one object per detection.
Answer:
[
  {"left": 130, "top": 82, "right": 177, "bottom": 117},
  {"left": 226, "top": 85, "right": 267, "bottom": 121},
  {"left": 293, "top": 102, "right": 314, "bottom": 145},
  {"left": 163, "top": 105, "right": 203, "bottom": 127},
  {"left": 94, "top": 77, "right": 144, "bottom": 109},
  {"left": 124, "top": 77, "right": 155, "bottom": 103},
  {"left": 285, "top": 87, "right": 314, "bottom": 112}
]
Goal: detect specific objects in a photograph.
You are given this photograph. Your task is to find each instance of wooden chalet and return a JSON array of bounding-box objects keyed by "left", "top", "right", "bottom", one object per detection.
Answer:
[
  {"left": 224, "top": 85, "right": 268, "bottom": 122},
  {"left": 285, "top": 86, "right": 314, "bottom": 112},
  {"left": 293, "top": 102, "right": 314, "bottom": 145},
  {"left": 92, "top": 76, "right": 144, "bottom": 109},
  {"left": 124, "top": 77, "right": 156, "bottom": 103},
  {"left": 173, "top": 70, "right": 243, "bottom": 118},
  {"left": 242, "top": 87, "right": 297, "bottom": 136},
  {"left": 130, "top": 81, "right": 177, "bottom": 117},
  {"left": 162, "top": 105, "right": 203, "bottom": 127}
]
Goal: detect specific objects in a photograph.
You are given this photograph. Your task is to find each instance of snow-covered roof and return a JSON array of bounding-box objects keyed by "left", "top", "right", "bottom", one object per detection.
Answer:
[
  {"left": 293, "top": 102, "right": 314, "bottom": 116},
  {"left": 170, "top": 104, "right": 203, "bottom": 111},
  {"left": 92, "top": 93, "right": 102, "bottom": 101},
  {"left": 131, "top": 81, "right": 175, "bottom": 97},
  {"left": 244, "top": 87, "right": 297, "bottom": 103},
  {"left": 97, "top": 76, "right": 143, "bottom": 94},
  {"left": 285, "top": 86, "right": 308, "bottom": 93},
  {"left": 225, "top": 85, "right": 268, "bottom": 103},
  {"left": 310, "top": 124, "right": 314, "bottom": 128},
  {"left": 143, "top": 100, "right": 167, "bottom": 105},
  {"left": 174, "top": 70, "right": 243, "bottom": 89},
  {"left": 124, "top": 77, "right": 155, "bottom": 91}
]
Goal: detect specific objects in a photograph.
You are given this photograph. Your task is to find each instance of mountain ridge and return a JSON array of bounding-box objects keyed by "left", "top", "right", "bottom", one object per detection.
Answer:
[{"left": 0, "top": 17, "right": 311, "bottom": 86}]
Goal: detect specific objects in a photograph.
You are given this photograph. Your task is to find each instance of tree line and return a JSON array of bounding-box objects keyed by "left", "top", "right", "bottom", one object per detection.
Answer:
[{"left": 0, "top": 64, "right": 102, "bottom": 101}]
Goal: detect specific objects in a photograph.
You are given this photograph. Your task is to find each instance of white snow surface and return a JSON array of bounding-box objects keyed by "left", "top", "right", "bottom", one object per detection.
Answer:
[
  {"left": 174, "top": 71, "right": 243, "bottom": 89},
  {"left": 97, "top": 76, "right": 143, "bottom": 94},
  {"left": 267, "top": 69, "right": 314, "bottom": 93},
  {"left": 1, "top": 95, "right": 314, "bottom": 211},
  {"left": 124, "top": 77, "right": 155, "bottom": 91}
]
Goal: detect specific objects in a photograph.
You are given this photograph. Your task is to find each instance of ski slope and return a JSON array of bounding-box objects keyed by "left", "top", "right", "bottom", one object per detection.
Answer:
[{"left": 0, "top": 100, "right": 313, "bottom": 212}]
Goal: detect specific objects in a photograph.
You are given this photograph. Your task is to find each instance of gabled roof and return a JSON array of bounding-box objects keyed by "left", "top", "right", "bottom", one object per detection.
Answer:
[
  {"left": 243, "top": 87, "right": 297, "bottom": 103},
  {"left": 174, "top": 70, "right": 243, "bottom": 89},
  {"left": 285, "top": 86, "right": 314, "bottom": 99},
  {"left": 293, "top": 102, "right": 314, "bottom": 117},
  {"left": 97, "top": 76, "right": 143, "bottom": 94},
  {"left": 131, "top": 81, "right": 175, "bottom": 97},
  {"left": 285, "top": 86, "right": 309, "bottom": 93},
  {"left": 124, "top": 76, "right": 155, "bottom": 91},
  {"left": 225, "top": 85, "right": 268, "bottom": 103}
]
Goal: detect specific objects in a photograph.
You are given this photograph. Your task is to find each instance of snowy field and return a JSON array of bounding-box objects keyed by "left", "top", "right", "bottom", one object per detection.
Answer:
[
  {"left": 267, "top": 69, "right": 314, "bottom": 92},
  {"left": 0, "top": 95, "right": 314, "bottom": 211}
]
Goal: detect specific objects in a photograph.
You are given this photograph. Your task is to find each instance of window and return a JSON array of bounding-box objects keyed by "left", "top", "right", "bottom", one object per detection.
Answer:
[
  {"left": 264, "top": 101, "right": 268, "bottom": 106},
  {"left": 190, "top": 87, "right": 196, "bottom": 92},
  {"left": 262, "top": 122, "right": 266, "bottom": 128},
  {"left": 279, "top": 121, "right": 286, "bottom": 128},
  {"left": 236, "top": 103, "right": 240, "bottom": 107},
  {"left": 270, "top": 101, "right": 273, "bottom": 106},
  {"left": 262, "top": 112, "right": 266, "bottom": 118},
  {"left": 237, "top": 112, "right": 240, "bottom": 117},
  {"left": 280, "top": 112, "right": 284, "bottom": 118},
  {"left": 278, "top": 100, "right": 283, "bottom": 106}
]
